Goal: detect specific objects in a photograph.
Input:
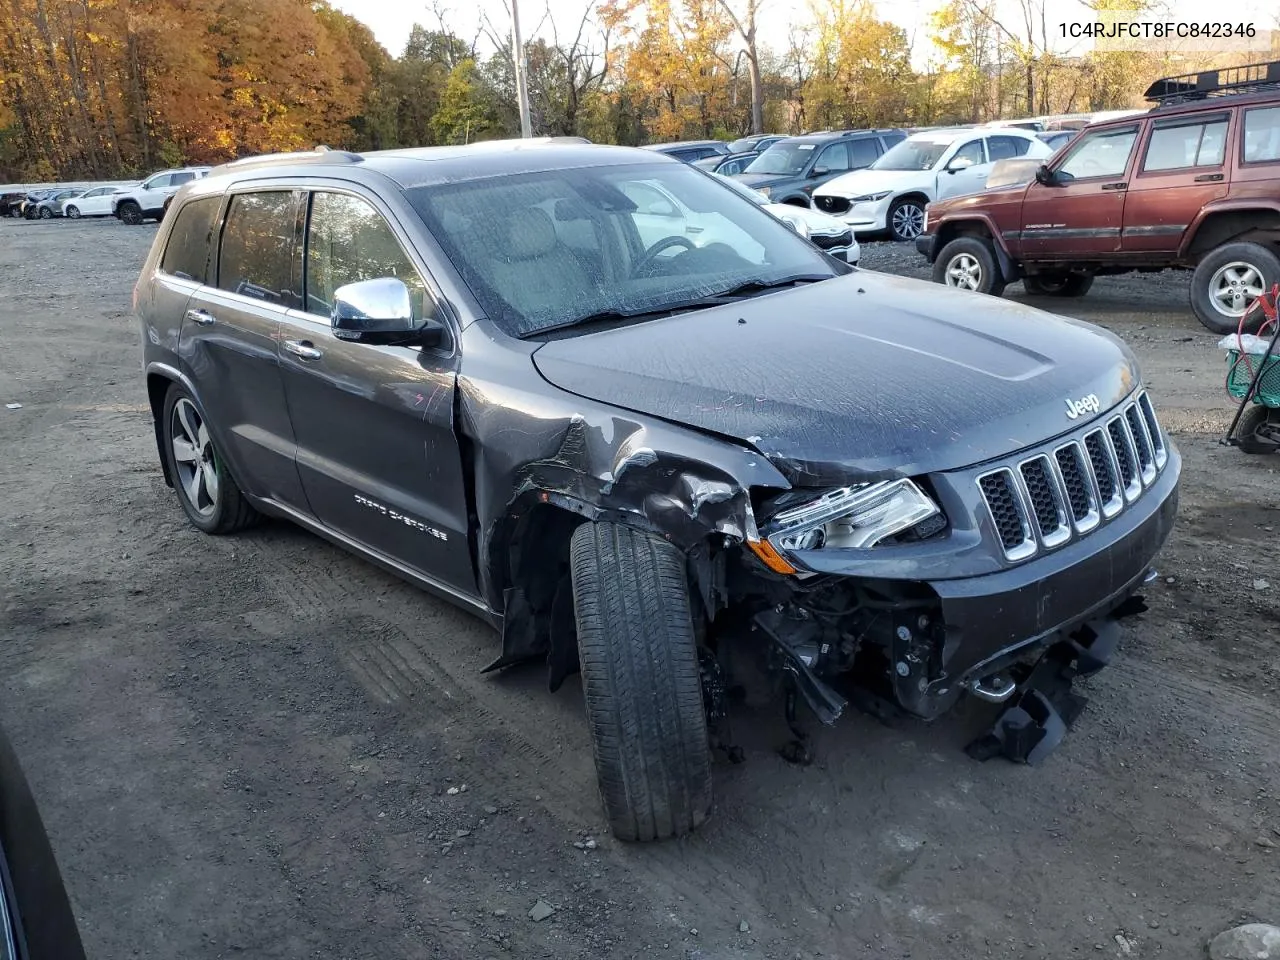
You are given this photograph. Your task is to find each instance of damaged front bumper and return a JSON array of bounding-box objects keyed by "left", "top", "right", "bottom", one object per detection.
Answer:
[{"left": 756, "top": 442, "right": 1180, "bottom": 723}]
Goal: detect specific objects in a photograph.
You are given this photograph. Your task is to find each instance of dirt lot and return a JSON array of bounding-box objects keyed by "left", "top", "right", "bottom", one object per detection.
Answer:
[{"left": 1, "top": 216, "right": 1278, "bottom": 960}]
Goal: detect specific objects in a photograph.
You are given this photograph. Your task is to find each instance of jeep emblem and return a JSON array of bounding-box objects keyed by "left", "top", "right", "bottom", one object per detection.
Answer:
[{"left": 1064, "top": 393, "right": 1101, "bottom": 420}]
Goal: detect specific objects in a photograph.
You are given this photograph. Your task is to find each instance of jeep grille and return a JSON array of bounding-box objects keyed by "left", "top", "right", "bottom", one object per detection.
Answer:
[{"left": 977, "top": 390, "right": 1167, "bottom": 562}]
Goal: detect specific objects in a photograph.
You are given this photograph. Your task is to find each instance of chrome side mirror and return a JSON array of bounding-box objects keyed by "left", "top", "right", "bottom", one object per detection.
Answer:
[{"left": 331, "top": 276, "right": 445, "bottom": 347}]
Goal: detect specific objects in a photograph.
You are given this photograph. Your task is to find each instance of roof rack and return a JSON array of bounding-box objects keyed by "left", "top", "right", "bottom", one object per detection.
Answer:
[
  {"left": 210, "top": 146, "right": 363, "bottom": 175},
  {"left": 1145, "top": 58, "right": 1280, "bottom": 105}
]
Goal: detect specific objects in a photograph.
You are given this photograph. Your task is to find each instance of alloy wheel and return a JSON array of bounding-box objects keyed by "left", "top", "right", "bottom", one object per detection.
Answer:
[
  {"left": 944, "top": 252, "right": 983, "bottom": 291},
  {"left": 892, "top": 203, "right": 925, "bottom": 240},
  {"left": 170, "top": 398, "right": 219, "bottom": 518},
  {"left": 1209, "top": 261, "right": 1264, "bottom": 319},
  {"left": 66, "top": 206, "right": 80, "bottom": 219}
]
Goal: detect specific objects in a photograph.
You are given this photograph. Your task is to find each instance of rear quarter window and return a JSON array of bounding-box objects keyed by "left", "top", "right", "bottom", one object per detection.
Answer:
[
  {"left": 1242, "top": 106, "right": 1280, "bottom": 164},
  {"left": 160, "top": 196, "right": 222, "bottom": 284}
]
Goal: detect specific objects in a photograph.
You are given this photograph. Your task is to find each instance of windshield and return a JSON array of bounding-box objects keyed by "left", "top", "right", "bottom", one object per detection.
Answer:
[
  {"left": 745, "top": 142, "right": 817, "bottom": 176},
  {"left": 407, "top": 162, "right": 840, "bottom": 337},
  {"left": 872, "top": 138, "right": 953, "bottom": 171}
]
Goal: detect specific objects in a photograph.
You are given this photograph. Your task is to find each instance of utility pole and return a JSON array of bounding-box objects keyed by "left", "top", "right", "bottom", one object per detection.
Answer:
[{"left": 511, "top": 0, "right": 533, "bottom": 138}]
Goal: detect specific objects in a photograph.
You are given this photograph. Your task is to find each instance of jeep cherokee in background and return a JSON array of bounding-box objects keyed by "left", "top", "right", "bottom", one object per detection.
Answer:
[
  {"left": 732, "top": 129, "right": 906, "bottom": 207},
  {"left": 137, "top": 140, "right": 1178, "bottom": 841},
  {"left": 918, "top": 59, "right": 1280, "bottom": 334},
  {"left": 113, "top": 166, "right": 211, "bottom": 224}
]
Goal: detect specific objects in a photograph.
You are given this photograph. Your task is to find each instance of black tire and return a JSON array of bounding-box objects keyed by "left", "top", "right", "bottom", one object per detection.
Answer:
[
  {"left": 569, "top": 522, "right": 712, "bottom": 842},
  {"left": 38, "top": 207, "right": 53, "bottom": 219},
  {"left": 65, "top": 205, "right": 81, "bottom": 219},
  {"left": 1190, "top": 242, "right": 1280, "bottom": 335},
  {"left": 888, "top": 196, "right": 927, "bottom": 242},
  {"left": 160, "top": 383, "right": 259, "bottom": 534},
  {"left": 1024, "top": 272, "right": 1094, "bottom": 297},
  {"left": 932, "top": 236, "right": 1007, "bottom": 296},
  {"left": 118, "top": 201, "right": 143, "bottom": 226},
  {"left": 1234, "top": 404, "right": 1280, "bottom": 455}
]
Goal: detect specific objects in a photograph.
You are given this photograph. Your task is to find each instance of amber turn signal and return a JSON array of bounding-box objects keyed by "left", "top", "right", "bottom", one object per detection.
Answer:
[{"left": 744, "top": 538, "right": 797, "bottom": 576}]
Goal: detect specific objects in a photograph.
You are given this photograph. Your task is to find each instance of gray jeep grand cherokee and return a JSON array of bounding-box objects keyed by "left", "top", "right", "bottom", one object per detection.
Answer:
[{"left": 136, "top": 141, "right": 1180, "bottom": 842}]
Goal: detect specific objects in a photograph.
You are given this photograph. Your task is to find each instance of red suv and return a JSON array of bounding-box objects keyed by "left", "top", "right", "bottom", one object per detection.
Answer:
[{"left": 917, "top": 59, "right": 1280, "bottom": 333}]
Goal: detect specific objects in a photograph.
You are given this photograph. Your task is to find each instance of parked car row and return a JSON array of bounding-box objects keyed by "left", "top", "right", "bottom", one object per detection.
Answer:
[
  {"left": 916, "top": 58, "right": 1280, "bottom": 334},
  {"left": 3, "top": 165, "right": 214, "bottom": 224}
]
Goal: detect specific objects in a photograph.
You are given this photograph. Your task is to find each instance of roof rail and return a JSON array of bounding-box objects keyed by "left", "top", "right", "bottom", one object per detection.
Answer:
[
  {"left": 1145, "top": 58, "right": 1280, "bottom": 105},
  {"left": 210, "top": 146, "right": 363, "bottom": 175}
]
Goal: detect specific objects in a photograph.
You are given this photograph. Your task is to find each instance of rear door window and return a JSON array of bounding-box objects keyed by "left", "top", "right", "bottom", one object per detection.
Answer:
[
  {"left": 1242, "top": 106, "right": 1280, "bottom": 164},
  {"left": 1142, "top": 114, "right": 1229, "bottom": 171},
  {"left": 217, "top": 191, "right": 300, "bottom": 306},
  {"left": 986, "top": 135, "right": 1032, "bottom": 160},
  {"left": 847, "top": 138, "right": 881, "bottom": 168},
  {"left": 172, "top": 171, "right": 197, "bottom": 187},
  {"left": 161, "top": 196, "right": 222, "bottom": 284}
]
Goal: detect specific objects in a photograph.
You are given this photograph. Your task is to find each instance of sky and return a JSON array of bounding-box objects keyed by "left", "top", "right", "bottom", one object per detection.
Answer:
[{"left": 332, "top": 0, "right": 1277, "bottom": 66}]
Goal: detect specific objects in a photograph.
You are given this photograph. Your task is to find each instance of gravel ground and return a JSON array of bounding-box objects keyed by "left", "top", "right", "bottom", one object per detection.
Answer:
[{"left": 1, "top": 218, "right": 1278, "bottom": 960}]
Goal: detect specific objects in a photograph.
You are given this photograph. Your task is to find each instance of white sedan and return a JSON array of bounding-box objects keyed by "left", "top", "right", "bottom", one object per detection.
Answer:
[
  {"left": 62, "top": 185, "right": 133, "bottom": 219},
  {"left": 715, "top": 173, "right": 859, "bottom": 264}
]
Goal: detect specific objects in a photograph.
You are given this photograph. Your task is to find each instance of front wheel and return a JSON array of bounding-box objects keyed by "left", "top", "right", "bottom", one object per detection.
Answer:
[
  {"left": 1190, "top": 242, "right": 1280, "bottom": 334},
  {"left": 570, "top": 522, "right": 712, "bottom": 842},
  {"left": 1234, "top": 404, "right": 1280, "bottom": 455},
  {"left": 118, "top": 201, "right": 143, "bottom": 226},
  {"left": 161, "top": 384, "right": 259, "bottom": 534},
  {"left": 888, "top": 197, "right": 926, "bottom": 242},
  {"left": 1024, "top": 272, "right": 1093, "bottom": 297},
  {"left": 65, "top": 205, "right": 81, "bottom": 219},
  {"left": 39, "top": 207, "right": 53, "bottom": 219},
  {"left": 932, "top": 237, "right": 1006, "bottom": 295}
]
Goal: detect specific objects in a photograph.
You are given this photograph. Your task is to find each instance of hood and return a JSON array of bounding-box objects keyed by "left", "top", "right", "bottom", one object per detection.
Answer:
[
  {"left": 531, "top": 272, "right": 1139, "bottom": 486},
  {"left": 734, "top": 172, "right": 800, "bottom": 190},
  {"left": 816, "top": 167, "right": 933, "bottom": 199},
  {"left": 766, "top": 203, "right": 850, "bottom": 236}
]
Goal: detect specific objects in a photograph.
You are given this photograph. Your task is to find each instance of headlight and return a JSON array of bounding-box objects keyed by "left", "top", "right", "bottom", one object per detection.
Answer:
[
  {"left": 755, "top": 186, "right": 771, "bottom": 198},
  {"left": 780, "top": 216, "right": 809, "bottom": 239},
  {"left": 765, "top": 479, "right": 942, "bottom": 554},
  {"left": 851, "top": 191, "right": 892, "bottom": 203}
]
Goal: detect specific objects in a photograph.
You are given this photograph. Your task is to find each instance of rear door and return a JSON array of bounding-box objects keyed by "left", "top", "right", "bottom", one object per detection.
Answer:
[
  {"left": 1019, "top": 123, "right": 1141, "bottom": 257},
  {"left": 177, "top": 189, "right": 309, "bottom": 508},
  {"left": 277, "top": 187, "right": 476, "bottom": 594},
  {"left": 1121, "top": 110, "right": 1231, "bottom": 254}
]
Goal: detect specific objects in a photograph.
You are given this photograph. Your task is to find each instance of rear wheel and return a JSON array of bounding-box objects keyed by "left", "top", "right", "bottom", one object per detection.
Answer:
[
  {"left": 933, "top": 237, "right": 1006, "bottom": 296},
  {"left": 118, "top": 201, "right": 143, "bottom": 226},
  {"left": 1234, "top": 404, "right": 1280, "bottom": 455},
  {"left": 1190, "top": 242, "right": 1280, "bottom": 334},
  {"left": 161, "top": 384, "right": 259, "bottom": 534},
  {"left": 1024, "top": 272, "right": 1093, "bottom": 297},
  {"left": 570, "top": 521, "right": 712, "bottom": 842},
  {"left": 65, "top": 205, "right": 81, "bottom": 219}
]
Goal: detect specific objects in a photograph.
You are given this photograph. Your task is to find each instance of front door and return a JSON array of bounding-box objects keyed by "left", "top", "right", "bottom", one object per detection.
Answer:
[
  {"left": 936, "top": 136, "right": 990, "bottom": 201},
  {"left": 1018, "top": 123, "right": 1141, "bottom": 258},
  {"left": 1122, "top": 111, "right": 1231, "bottom": 254},
  {"left": 277, "top": 189, "right": 476, "bottom": 595},
  {"left": 176, "top": 189, "right": 308, "bottom": 508}
]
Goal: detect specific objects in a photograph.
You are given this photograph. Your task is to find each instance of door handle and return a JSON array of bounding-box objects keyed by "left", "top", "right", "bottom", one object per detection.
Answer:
[
  {"left": 184, "top": 308, "right": 216, "bottom": 326},
  {"left": 1194, "top": 173, "right": 1224, "bottom": 182},
  {"left": 283, "top": 339, "right": 323, "bottom": 361},
  {"left": 686, "top": 225, "right": 704, "bottom": 234},
  {"left": 1100, "top": 182, "right": 1127, "bottom": 191}
]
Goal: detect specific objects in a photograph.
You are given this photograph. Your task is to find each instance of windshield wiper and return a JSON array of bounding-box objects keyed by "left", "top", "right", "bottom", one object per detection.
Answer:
[{"left": 520, "top": 274, "right": 832, "bottom": 339}]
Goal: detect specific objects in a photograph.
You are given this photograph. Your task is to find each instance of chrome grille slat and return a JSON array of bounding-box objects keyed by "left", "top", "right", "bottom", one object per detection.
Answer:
[
  {"left": 977, "top": 390, "right": 1167, "bottom": 561},
  {"left": 977, "top": 468, "right": 1036, "bottom": 561},
  {"left": 1138, "top": 392, "right": 1167, "bottom": 469},
  {"left": 1018, "top": 455, "right": 1070, "bottom": 547}
]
